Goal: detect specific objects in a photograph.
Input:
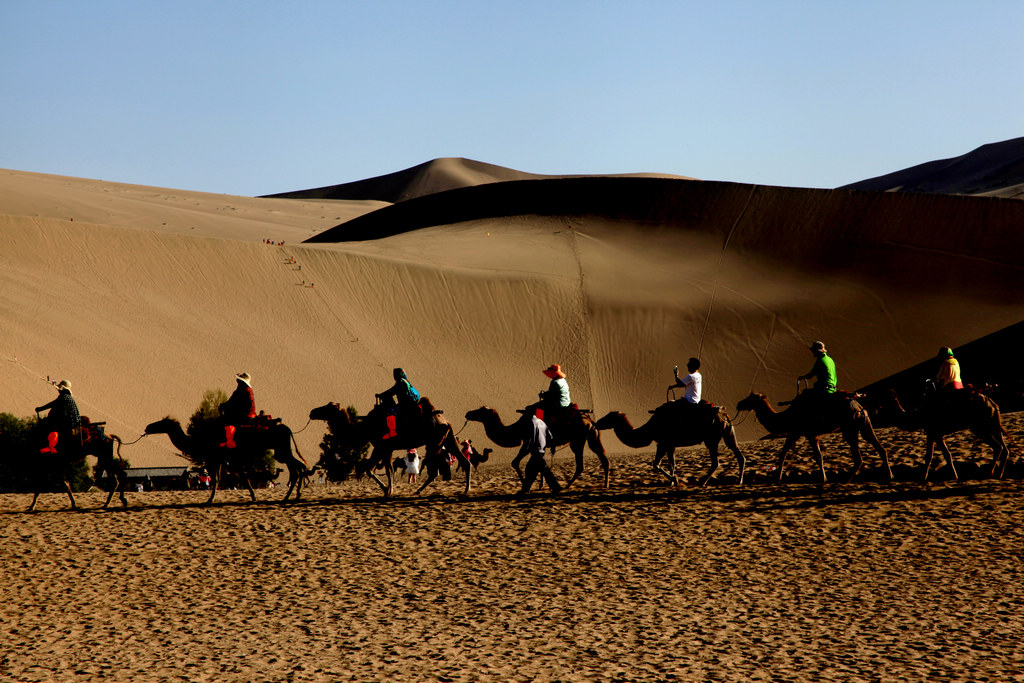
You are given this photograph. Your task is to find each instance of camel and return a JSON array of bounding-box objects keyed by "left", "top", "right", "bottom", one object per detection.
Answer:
[
  {"left": 26, "top": 420, "right": 130, "bottom": 512},
  {"left": 464, "top": 406, "right": 610, "bottom": 488},
  {"left": 595, "top": 402, "right": 746, "bottom": 487},
  {"left": 309, "top": 397, "right": 469, "bottom": 498},
  {"left": 735, "top": 392, "right": 893, "bottom": 484},
  {"left": 144, "top": 417, "right": 309, "bottom": 504},
  {"left": 880, "top": 389, "right": 1012, "bottom": 481}
]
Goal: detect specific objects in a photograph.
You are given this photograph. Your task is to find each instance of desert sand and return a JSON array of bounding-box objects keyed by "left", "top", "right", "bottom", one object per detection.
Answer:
[
  {"left": 2, "top": 420, "right": 1023, "bottom": 681},
  {"left": 2, "top": 159, "right": 1023, "bottom": 680}
]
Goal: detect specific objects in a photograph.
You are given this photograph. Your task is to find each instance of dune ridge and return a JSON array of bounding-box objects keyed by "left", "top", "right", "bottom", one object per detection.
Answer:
[
  {"left": 263, "top": 156, "right": 690, "bottom": 204},
  {"left": 842, "top": 136, "right": 1024, "bottom": 199}
]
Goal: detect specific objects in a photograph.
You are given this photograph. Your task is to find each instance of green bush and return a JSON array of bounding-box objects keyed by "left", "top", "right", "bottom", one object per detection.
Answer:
[{"left": 317, "top": 405, "right": 371, "bottom": 481}]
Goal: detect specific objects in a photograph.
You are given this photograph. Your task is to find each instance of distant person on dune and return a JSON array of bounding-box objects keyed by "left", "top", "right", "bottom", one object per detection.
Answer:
[{"left": 935, "top": 347, "right": 964, "bottom": 391}]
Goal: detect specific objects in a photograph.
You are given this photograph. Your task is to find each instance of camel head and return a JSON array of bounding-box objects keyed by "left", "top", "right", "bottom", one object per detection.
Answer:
[
  {"left": 309, "top": 402, "right": 346, "bottom": 422},
  {"left": 594, "top": 411, "right": 624, "bottom": 430},
  {"left": 465, "top": 406, "right": 497, "bottom": 423},
  {"left": 735, "top": 393, "right": 767, "bottom": 414},
  {"left": 144, "top": 417, "right": 180, "bottom": 435}
]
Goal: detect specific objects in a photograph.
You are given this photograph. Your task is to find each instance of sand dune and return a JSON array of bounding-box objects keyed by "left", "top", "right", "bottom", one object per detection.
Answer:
[
  {"left": 3, "top": 168, "right": 1023, "bottom": 471},
  {"left": 842, "top": 136, "right": 1024, "bottom": 199},
  {"left": 263, "top": 156, "right": 691, "bottom": 204}
]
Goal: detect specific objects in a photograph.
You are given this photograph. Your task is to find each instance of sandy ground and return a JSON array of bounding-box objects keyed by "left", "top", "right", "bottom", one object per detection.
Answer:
[{"left": 3, "top": 416, "right": 1022, "bottom": 683}]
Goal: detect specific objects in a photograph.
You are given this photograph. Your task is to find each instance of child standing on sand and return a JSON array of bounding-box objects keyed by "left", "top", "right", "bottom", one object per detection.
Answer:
[{"left": 405, "top": 448, "right": 420, "bottom": 484}]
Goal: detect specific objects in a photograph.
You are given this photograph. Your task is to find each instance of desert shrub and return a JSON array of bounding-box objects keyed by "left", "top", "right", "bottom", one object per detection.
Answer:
[{"left": 317, "top": 405, "right": 371, "bottom": 481}]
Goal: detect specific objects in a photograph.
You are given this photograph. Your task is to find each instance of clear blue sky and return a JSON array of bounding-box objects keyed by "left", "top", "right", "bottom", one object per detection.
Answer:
[{"left": 3, "top": 1, "right": 1022, "bottom": 196}]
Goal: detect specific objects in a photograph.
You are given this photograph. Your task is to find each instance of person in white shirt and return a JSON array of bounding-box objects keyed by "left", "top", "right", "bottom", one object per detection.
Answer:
[
  {"left": 517, "top": 407, "right": 562, "bottom": 496},
  {"left": 672, "top": 357, "right": 702, "bottom": 404}
]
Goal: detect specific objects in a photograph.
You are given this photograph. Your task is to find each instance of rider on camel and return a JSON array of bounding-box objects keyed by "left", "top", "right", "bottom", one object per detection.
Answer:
[
  {"left": 798, "top": 341, "right": 837, "bottom": 397},
  {"left": 376, "top": 368, "right": 421, "bottom": 409},
  {"left": 36, "top": 379, "right": 82, "bottom": 453},
  {"left": 220, "top": 372, "right": 257, "bottom": 425},
  {"left": 935, "top": 347, "right": 963, "bottom": 391},
  {"left": 794, "top": 341, "right": 837, "bottom": 419},
  {"left": 539, "top": 364, "right": 571, "bottom": 426},
  {"left": 671, "top": 358, "right": 703, "bottom": 404}
]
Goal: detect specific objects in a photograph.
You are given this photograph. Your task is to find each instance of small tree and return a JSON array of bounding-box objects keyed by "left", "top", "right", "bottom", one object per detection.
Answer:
[{"left": 317, "top": 405, "right": 371, "bottom": 481}]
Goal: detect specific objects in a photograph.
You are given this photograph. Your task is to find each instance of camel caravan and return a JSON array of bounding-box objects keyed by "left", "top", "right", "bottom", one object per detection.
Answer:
[{"left": 13, "top": 346, "right": 1020, "bottom": 511}]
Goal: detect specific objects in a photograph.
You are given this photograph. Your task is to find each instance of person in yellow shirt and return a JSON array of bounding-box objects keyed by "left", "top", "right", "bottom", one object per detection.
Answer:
[{"left": 935, "top": 347, "right": 963, "bottom": 390}]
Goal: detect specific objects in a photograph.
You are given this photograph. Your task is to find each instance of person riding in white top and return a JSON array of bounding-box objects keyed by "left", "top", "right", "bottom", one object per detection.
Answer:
[{"left": 672, "top": 357, "right": 702, "bottom": 404}]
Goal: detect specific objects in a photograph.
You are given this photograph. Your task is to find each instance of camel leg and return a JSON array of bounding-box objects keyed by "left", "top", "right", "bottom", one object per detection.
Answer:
[
  {"left": 775, "top": 437, "right": 797, "bottom": 484},
  {"left": 861, "top": 425, "right": 893, "bottom": 481},
  {"left": 414, "top": 445, "right": 441, "bottom": 495},
  {"left": 414, "top": 466, "right": 437, "bottom": 495},
  {"left": 924, "top": 436, "right": 959, "bottom": 482},
  {"left": 65, "top": 480, "right": 77, "bottom": 510},
  {"left": 281, "top": 469, "right": 297, "bottom": 502},
  {"left": 996, "top": 443, "right": 1014, "bottom": 479},
  {"left": 723, "top": 426, "right": 746, "bottom": 486},
  {"left": 206, "top": 464, "right": 222, "bottom": 505},
  {"left": 384, "top": 457, "right": 394, "bottom": 498},
  {"left": 511, "top": 452, "right": 527, "bottom": 485},
  {"left": 460, "top": 452, "right": 471, "bottom": 495},
  {"left": 986, "top": 434, "right": 1011, "bottom": 479},
  {"left": 28, "top": 492, "right": 40, "bottom": 512},
  {"left": 699, "top": 441, "right": 720, "bottom": 488},
  {"left": 843, "top": 428, "right": 863, "bottom": 484},
  {"left": 565, "top": 440, "right": 586, "bottom": 489},
  {"left": 937, "top": 438, "right": 959, "bottom": 481},
  {"left": 653, "top": 446, "right": 677, "bottom": 485},
  {"left": 586, "top": 427, "right": 611, "bottom": 487},
  {"left": 809, "top": 438, "right": 828, "bottom": 483}
]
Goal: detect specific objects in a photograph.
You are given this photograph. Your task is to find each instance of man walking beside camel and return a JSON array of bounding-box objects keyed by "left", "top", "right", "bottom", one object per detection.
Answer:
[{"left": 517, "top": 406, "right": 562, "bottom": 497}]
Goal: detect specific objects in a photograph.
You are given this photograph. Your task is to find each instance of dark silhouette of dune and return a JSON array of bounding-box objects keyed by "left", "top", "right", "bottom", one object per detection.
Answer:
[
  {"left": 261, "top": 157, "right": 551, "bottom": 203},
  {"left": 841, "top": 137, "right": 1024, "bottom": 199},
  {"left": 304, "top": 175, "right": 1024, "bottom": 295}
]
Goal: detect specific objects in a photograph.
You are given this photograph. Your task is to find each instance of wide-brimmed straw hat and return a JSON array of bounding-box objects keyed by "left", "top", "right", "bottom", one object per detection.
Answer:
[
  {"left": 236, "top": 372, "right": 251, "bottom": 386},
  {"left": 543, "top": 364, "right": 566, "bottom": 379}
]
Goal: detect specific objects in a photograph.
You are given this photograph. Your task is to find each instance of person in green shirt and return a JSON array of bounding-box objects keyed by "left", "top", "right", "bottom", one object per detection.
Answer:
[{"left": 798, "top": 341, "right": 837, "bottom": 396}]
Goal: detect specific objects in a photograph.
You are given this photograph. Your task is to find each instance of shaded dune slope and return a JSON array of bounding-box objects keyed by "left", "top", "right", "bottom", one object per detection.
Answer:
[
  {"left": 842, "top": 136, "right": 1024, "bottom": 199},
  {"left": 262, "top": 157, "right": 554, "bottom": 203},
  {"left": 264, "top": 156, "right": 688, "bottom": 204}
]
